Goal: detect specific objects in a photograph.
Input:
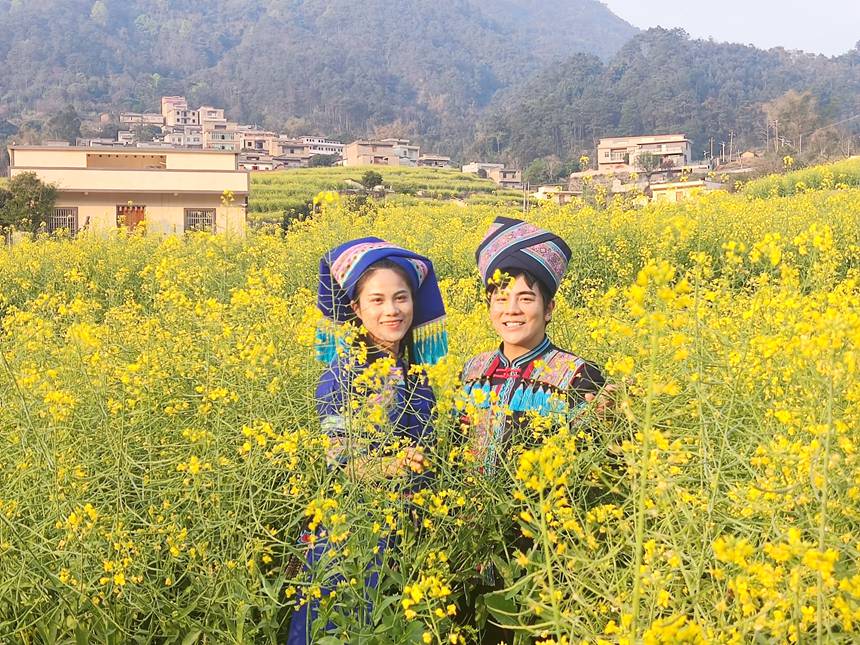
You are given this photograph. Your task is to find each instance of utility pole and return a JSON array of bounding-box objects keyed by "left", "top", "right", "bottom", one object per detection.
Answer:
[
  {"left": 774, "top": 119, "right": 779, "bottom": 151},
  {"left": 720, "top": 141, "right": 726, "bottom": 162},
  {"left": 728, "top": 130, "right": 734, "bottom": 163},
  {"left": 709, "top": 137, "right": 714, "bottom": 160}
]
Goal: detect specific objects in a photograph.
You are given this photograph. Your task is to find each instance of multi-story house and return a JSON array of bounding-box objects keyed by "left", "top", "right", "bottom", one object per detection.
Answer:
[
  {"left": 343, "top": 139, "right": 420, "bottom": 167},
  {"left": 597, "top": 134, "right": 692, "bottom": 172},
  {"left": 119, "top": 112, "right": 165, "bottom": 127},
  {"left": 487, "top": 167, "right": 522, "bottom": 189},
  {"left": 202, "top": 121, "right": 240, "bottom": 152},
  {"left": 163, "top": 126, "right": 203, "bottom": 148},
  {"left": 418, "top": 154, "right": 451, "bottom": 168},
  {"left": 161, "top": 96, "right": 200, "bottom": 127},
  {"left": 300, "top": 136, "right": 344, "bottom": 157},
  {"left": 462, "top": 162, "right": 522, "bottom": 188},
  {"left": 8, "top": 145, "right": 248, "bottom": 236},
  {"left": 241, "top": 130, "right": 280, "bottom": 155}
]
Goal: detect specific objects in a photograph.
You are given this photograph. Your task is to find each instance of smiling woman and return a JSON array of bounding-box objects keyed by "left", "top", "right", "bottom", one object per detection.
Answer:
[{"left": 288, "top": 238, "right": 448, "bottom": 644}]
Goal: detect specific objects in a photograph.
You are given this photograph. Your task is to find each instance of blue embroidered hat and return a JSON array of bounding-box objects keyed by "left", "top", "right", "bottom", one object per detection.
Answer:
[
  {"left": 316, "top": 237, "right": 448, "bottom": 365},
  {"left": 476, "top": 216, "right": 572, "bottom": 297}
]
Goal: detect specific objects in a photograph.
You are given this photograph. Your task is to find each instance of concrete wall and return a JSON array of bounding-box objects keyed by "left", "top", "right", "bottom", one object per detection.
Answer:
[{"left": 55, "top": 192, "right": 245, "bottom": 237}]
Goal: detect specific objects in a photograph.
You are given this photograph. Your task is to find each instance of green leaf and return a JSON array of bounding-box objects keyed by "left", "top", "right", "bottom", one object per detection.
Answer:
[
  {"left": 482, "top": 589, "right": 520, "bottom": 628},
  {"left": 75, "top": 626, "right": 90, "bottom": 645},
  {"left": 179, "top": 630, "right": 202, "bottom": 645},
  {"left": 317, "top": 637, "right": 346, "bottom": 645}
]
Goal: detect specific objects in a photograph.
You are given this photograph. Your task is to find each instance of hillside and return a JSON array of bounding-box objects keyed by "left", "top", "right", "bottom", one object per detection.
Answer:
[
  {"left": 472, "top": 28, "right": 860, "bottom": 166},
  {"left": 0, "top": 0, "right": 635, "bottom": 150},
  {"left": 248, "top": 166, "right": 522, "bottom": 223}
]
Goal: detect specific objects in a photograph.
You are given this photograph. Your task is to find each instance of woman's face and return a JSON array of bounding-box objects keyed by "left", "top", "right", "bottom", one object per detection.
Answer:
[{"left": 351, "top": 268, "right": 414, "bottom": 354}]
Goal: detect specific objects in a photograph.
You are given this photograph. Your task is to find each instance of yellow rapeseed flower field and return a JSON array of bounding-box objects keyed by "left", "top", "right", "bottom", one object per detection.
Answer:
[{"left": 0, "top": 170, "right": 858, "bottom": 643}]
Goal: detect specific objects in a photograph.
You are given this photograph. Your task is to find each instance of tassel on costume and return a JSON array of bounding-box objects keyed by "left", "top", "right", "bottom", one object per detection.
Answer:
[{"left": 412, "top": 316, "right": 448, "bottom": 365}]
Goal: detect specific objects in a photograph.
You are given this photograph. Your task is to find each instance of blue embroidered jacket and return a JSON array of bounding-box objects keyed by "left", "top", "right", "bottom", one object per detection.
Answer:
[{"left": 459, "top": 336, "right": 605, "bottom": 474}]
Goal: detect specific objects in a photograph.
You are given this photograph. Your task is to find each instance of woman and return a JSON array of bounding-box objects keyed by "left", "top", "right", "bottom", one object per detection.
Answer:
[{"left": 287, "top": 237, "right": 448, "bottom": 644}]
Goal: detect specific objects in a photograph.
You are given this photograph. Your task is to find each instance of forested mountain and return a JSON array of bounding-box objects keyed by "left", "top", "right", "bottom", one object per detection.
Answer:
[
  {"left": 472, "top": 28, "right": 860, "bottom": 166},
  {"left": 0, "top": 0, "right": 635, "bottom": 147}
]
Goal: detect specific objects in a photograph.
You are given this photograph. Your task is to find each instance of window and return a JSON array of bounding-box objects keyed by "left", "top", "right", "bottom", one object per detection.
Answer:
[
  {"left": 49, "top": 207, "right": 78, "bottom": 235},
  {"left": 184, "top": 208, "right": 216, "bottom": 233}
]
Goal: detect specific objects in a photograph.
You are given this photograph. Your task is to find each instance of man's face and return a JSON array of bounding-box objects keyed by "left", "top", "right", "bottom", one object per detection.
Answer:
[{"left": 489, "top": 274, "right": 553, "bottom": 352}]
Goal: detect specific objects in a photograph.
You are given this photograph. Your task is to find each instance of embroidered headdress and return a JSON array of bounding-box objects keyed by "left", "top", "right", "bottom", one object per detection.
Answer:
[
  {"left": 316, "top": 237, "right": 447, "bottom": 365},
  {"left": 475, "top": 216, "right": 572, "bottom": 297}
]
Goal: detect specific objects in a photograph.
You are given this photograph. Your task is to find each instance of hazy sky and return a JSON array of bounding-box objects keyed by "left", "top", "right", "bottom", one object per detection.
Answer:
[{"left": 601, "top": 1, "right": 860, "bottom": 57}]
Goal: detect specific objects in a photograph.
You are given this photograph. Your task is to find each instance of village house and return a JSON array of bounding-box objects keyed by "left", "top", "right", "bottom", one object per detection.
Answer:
[
  {"left": 240, "top": 130, "right": 280, "bottom": 154},
  {"left": 597, "top": 134, "right": 693, "bottom": 172},
  {"left": 161, "top": 96, "right": 200, "bottom": 127},
  {"left": 119, "top": 112, "right": 165, "bottom": 127},
  {"left": 163, "top": 125, "right": 203, "bottom": 148},
  {"left": 417, "top": 154, "right": 452, "bottom": 168},
  {"left": 462, "top": 162, "right": 523, "bottom": 189},
  {"left": 343, "top": 139, "right": 420, "bottom": 167},
  {"left": 238, "top": 151, "right": 275, "bottom": 171},
  {"left": 650, "top": 179, "right": 725, "bottom": 203},
  {"left": 300, "top": 136, "right": 344, "bottom": 157},
  {"left": 8, "top": 145, "right": 248, "bottom": 236}
]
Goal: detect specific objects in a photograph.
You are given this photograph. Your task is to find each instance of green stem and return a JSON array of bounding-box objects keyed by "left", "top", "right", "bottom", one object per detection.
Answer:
[
  {"left": 630, "top": 325, "right": 658, "bottom": 639},
  {"left": 816, "top": 367, "right": 834, "bottom": 645}
]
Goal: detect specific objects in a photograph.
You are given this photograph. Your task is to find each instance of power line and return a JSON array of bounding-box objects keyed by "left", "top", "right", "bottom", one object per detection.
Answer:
[{"left": 801, "top": 112, "right": 860, "bottom": 139}]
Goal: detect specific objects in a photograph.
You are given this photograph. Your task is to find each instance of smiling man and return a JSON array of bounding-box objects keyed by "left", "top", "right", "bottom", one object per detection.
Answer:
[{"left": 460, "top": 216, "right": 609, "bottom": 475}]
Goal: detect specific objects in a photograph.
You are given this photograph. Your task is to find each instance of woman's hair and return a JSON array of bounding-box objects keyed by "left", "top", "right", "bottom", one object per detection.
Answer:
[
  {"left": 351, "top": 258, "right": 417, "bottom": 359},
  {"left": 352, "top": 258, "right": 415, "bottom": 302},
  {"left": 485, "top": 267, "right": 553, "bottom": 311}
]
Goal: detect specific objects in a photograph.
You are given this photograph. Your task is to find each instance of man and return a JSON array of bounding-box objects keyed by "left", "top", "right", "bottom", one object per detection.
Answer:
[
  {"left": 459, "top": 215, "right": 613, "bottom": 644},
  {"left": 461, "top": 215, "right": 610, "bottom": 474}
]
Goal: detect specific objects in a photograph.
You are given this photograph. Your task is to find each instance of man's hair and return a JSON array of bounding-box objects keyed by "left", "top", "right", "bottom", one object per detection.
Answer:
[{"left": 485, "top": 268, "right": 553, "bottom": 311}]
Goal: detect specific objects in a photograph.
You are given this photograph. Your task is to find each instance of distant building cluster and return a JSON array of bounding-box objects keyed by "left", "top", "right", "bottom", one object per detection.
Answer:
[{"left": 81, "top": 96, "right": 465, "bottom": 176}]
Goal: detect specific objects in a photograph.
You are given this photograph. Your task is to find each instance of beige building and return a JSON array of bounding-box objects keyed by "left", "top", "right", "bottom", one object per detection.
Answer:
[
  {"left": 239, "top": 151, "right": 274, "bottom": 171},
  {"left": 8, "top": 146, "right": 248, "bottom": 236},
  {"left": 202, "top": 121, "right": 240, "bottom": 151},
  {"left": 241, "top": 130, "right": 281, "bottom": 155},
  {"left": 343, "top": 139, "right": 420, "bottom": 167},
  {"left": 487, "top": 167, "right": 522, "bottom": 189},
  {"left": 163, "top": 125, "right": 203, "bottom": 148},
  {"left": 597, "top": 134, "right": 692, "bottom": 172},
  {"left": 119, "top": 112, "right": 165, "bottom": 127},
  {"left": 650, "top": 179, "right": 724, "bottom": 203},
  {"left": 462, "top": 161, "right": 522, "bottom": 188},
  {"left": 418, "top": 154, "right": 451, "bottom": 168},
  {"left": 300, "top": 136, "right": 344, "bottom": 157},
  {"left": 161, "top": 96, "right": 200, "bottom": 127}
]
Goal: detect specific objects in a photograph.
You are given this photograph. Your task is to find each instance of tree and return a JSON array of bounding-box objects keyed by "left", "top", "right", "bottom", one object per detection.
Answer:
[
  {"left": 523, "top": 159, "right": 550, "bottom": 186},
  {"left": 637, "top": 152, "right": 662, "bottom": 175},
  {"left": 46, "top": 105, "right": 81, "bottom": 144},
  {"left": 360, "top": 170, "right": 384, "bottom": 190},
  {"left": 308, "top": 154, "right": 337, "bottom": 168},
  {"left": 90, "top": 1, "right": 108, "bottom": 27},
  {"left": 0, "top": 172, "right": 58, "bottom": 232},
  {"left": 0, "top": 186, "right": 11, "bottom": 215}
]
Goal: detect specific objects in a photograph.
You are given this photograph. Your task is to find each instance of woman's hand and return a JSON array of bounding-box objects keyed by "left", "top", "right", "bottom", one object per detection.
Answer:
[{"left": 401, "top": 446, "right": 427, "bottom": 473}]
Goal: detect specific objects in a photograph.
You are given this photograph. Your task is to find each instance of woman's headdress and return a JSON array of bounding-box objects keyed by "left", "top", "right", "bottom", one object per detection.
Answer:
[{"left": 316, "top": 237, "right": 447, "bottom": 364}]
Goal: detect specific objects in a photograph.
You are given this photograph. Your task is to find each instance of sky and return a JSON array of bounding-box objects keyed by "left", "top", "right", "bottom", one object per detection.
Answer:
[{"left": 600, "top": 0, "right": 860, "bottom": 57}]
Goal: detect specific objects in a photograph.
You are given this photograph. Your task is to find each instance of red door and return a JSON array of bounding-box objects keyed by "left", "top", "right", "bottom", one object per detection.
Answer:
[{"left": 116, "top": 205, "right": 146, "bottom": 230}]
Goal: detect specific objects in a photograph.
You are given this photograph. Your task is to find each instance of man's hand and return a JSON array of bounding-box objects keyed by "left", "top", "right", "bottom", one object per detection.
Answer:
[{"left": 585, "top": 383, "right": 618, "bottom": 418}]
